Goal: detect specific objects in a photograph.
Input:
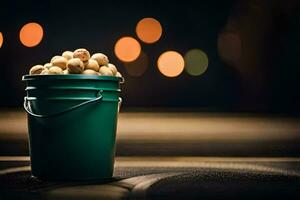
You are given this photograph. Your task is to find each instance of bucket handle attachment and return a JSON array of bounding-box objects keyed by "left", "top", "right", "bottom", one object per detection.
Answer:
[{"left": 23, "top": 90, "right": 103, "bottom": 118}]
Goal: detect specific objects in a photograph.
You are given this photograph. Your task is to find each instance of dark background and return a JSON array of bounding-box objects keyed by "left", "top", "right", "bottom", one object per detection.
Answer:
[{"left": 0, "top": 0, "right": 300, "bottom": 114}]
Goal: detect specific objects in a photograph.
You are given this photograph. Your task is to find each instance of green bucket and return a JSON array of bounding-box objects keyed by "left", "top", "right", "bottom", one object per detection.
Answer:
[{"left": 22, "top": 74, "right": 123, "bottom": 181}]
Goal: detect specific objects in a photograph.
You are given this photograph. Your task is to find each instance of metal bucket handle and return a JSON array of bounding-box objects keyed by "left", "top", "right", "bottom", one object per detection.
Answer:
[{"left": 24, "top": 90, "right": 103, "bottom": 118}]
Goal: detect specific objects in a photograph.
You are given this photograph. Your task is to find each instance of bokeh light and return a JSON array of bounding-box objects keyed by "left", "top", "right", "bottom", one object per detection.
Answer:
[
  {"left": 19, "top": 22, "right": 44, "bottom": 47},
  {"left": 217, "top": 32, "right": 241, "bottom": 66},
  {"left": 124, "top": 51, "right": 149, "bottom": 76},
  {"left": 184, "top": 49, "right": 209, "bottom": 76},
  {"left": 157, "top": 51, "right": 185, "bottom": 77},
  {"left": 0, "top": 32, "right": 3, "bottom": 48},
  {"left": 114, "top": 36, "right": 141, "bottom": 62},
  {"left": 136, "top": 18, "right": 162, "bottom": 44}
]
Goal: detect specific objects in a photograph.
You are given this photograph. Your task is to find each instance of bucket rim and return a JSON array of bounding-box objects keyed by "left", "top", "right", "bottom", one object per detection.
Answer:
[{"left": 22, "top": 74, "right": 124, "bottom": 82}]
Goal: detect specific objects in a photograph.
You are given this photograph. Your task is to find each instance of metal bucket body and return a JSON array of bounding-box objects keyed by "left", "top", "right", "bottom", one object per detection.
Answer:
[{"left": 22, "top": 75, "right": 123, "bottom": 180}]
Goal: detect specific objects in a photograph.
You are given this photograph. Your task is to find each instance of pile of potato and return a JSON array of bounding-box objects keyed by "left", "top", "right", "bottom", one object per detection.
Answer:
[{"left": 29, "top": 48, "right": 122, "bottom": 77}]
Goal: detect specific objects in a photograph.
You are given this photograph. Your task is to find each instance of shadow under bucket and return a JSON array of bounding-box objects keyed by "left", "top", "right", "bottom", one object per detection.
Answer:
[{"left": 22, "top": 75, "right": 123, "bottom": 181}]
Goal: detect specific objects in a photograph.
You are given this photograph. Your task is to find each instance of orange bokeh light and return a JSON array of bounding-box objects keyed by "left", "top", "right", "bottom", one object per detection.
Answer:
[
  {"left": 0, "top": 32, "right": 3, "bottom": 48},
  {"left": 19, "top": 22, "right": 44, "bottom": 47},
  {"left": 157, "top": 51, "right": 185, "bottom": 77},
  {"left": 114, "top": 36, "right": 141, "bottom": 62},
  {"left": 136, "top": 18, "right": 162, "bottom": 44}
]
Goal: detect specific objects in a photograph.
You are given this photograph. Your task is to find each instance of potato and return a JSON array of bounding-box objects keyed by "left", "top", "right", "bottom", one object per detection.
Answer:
[
  {"left": 62, "top": 51, "right": 73, "bottom": 60},
  {"left": 73, "top": 48, "right": 90, "bottom": 62},
  {"left": 107, "top": 63, "right": 117, "bottom": 75},
  {"left": 115, "top": 72, "right": 122, "bottom": 77},
  {"left": 84, "top": 59, "right": 99, "bottom": 71},
  {"left": 91, "top": 53, "right": 109, "bottom": 66},
  {"left": 40, "top": 68, "right": 49, "bottom": 75},
  {"left": 51, "top": 56, "right": 67, "bottom": 70},
  {"left": 29, "top": 65, "right": 45, "bottom": 75},
  {"left": 82, "top": 69, "right": 98, "bottom": 75},
  {"left": 99, "top": 66, "right": 113, "bottom": 76},
  {"left": 48, "top": 66, "right": 63, "bottom": 74},
  {"left": 29, "top": 49, "right": 118, "bottom": 78},
  {"left": 44, "top": 63, "right": 52, "bottom": 69},
  {"left": 50, "top": 55, "right": 61, "bottom": 63},
  {"left": 67, "top": 58, "right": 84, "bottom": 74}
]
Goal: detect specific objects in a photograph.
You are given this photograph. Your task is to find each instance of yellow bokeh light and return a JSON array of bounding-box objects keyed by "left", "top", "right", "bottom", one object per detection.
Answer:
[
  {"left": 114, "top": 36, "right": 141, "bottom": 62},
  {"left": 157, "top": 51, "right": 185, "bottom": 77},
  {"left": 19, "top": 22, "right": 44, "bottom": 47},
  {"left": 184, "top": 49, "right": 209, "bottom": 76},
  {"left": 0, "top": 32, "right": 3, "bottom": 48},
  {"left": 136, "top": 18, "right": 162, "bottom": 44}
]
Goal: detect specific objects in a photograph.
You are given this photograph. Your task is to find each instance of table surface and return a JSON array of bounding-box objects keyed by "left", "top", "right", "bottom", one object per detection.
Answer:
[
  {"left": 1, "top": 111, "right": 300, "bottom": 199},
  {"left": 1, "top": 111, "right": 300, "bottom": 156},
  {"left": 1, "top": 156, "right": 300, "bottom": 200}
]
